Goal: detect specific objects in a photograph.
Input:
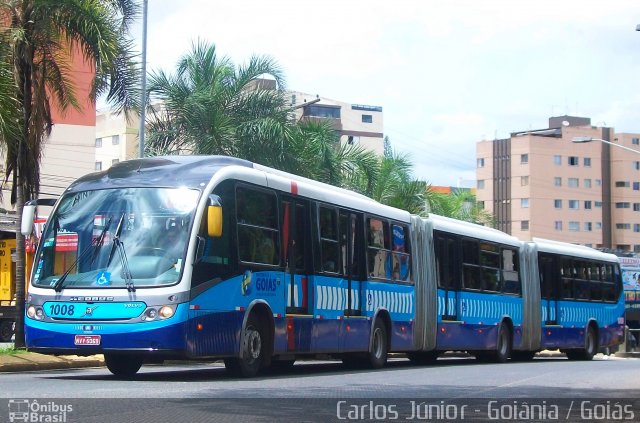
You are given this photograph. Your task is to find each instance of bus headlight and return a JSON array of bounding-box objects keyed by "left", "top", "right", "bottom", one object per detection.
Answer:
[
  {"left": 27, "top": 305, "right": 44, "bottom": 320},
  {"left": 159, "top": 305, "right": 175, "bottom": 319}
]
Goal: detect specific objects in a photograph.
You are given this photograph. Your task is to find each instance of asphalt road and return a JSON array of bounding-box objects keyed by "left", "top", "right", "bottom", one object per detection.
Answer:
[{"left": 2, "top": 356, "right": 639, "bottom": 422}]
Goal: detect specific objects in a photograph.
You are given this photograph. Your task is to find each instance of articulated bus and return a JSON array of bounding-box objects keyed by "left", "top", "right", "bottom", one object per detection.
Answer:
[{"left": 22, "top": 156, "right": 625, "bottom": 377}]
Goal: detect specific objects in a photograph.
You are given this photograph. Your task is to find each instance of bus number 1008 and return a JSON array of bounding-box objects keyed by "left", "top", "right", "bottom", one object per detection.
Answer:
[{"left": 49, "top": 304, "right": 75, "bottom": 316}]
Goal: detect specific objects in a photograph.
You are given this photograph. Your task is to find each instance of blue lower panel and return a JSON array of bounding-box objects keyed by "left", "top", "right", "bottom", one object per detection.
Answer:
[
  {"left": 187, "top": 310, "right": 244, "bottom": 357},
  {"left": 540, "top": 324, "right": 624, "bottom": 349},
  {"left": 26, "top": 321, "right": 187, "bottom": 351}
]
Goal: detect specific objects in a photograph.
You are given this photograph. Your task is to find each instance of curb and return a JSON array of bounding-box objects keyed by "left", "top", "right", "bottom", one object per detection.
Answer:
[{"left": 0, "top": 353, "right": 104, "bottom": 373}]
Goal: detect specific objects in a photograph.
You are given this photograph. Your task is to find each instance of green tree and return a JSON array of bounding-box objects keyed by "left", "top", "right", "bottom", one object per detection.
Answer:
[
  {"left": 0, "top": 0, "right": 140, "bottom": 347},
  {"left": 424, "top": 186, "right": 494, "bottom": 226},
  {"left": 145, "top": 40, "right": 378, "bottom": 187}
]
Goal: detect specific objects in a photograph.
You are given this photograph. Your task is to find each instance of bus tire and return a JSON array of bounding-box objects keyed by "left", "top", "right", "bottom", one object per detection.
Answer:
[
  {"left": 0, "top": 320, "right": 14, "bottom": 342},
  {"left": 368, "top": 319, "right": 388, "bottom": 369},
  {"left": 567, "top": 326, "right": 597, "bottom": 361},
  {"left": 104, "top": 354, "right": 143, "bottom": 378},
  {"left": 495, "top": 323, "right": 512, "bottom": 363},
  {"left": 407, "top": 351, "right": 438, "bottom": 365},
  {"left": 236, "top": 313, "right": 266, "bottom": 377}
]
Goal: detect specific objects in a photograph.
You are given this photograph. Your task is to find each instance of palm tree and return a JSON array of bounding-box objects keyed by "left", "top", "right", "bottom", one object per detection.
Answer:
[
  {"left": 145, "top": 40, "right": 287, "bottom": 159},
  {"left": 0, "top": 0, "right": 140, "bottom": 347},
  {"left": 146, "top": 40, "right": 378, "bottom": 188},
  {"left": 424, "top": 186, "right": 494, "bottom": 226}
]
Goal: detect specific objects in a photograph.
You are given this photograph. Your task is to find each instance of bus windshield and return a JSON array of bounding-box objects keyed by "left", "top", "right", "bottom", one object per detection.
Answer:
[{"left": 31, "top": 187, "right": 200, "bottom": 289}]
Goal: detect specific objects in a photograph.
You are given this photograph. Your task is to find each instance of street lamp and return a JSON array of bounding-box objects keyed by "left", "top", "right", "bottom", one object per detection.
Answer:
[{"left": 572, "top": 136, "right": 640, "bottom": 155}]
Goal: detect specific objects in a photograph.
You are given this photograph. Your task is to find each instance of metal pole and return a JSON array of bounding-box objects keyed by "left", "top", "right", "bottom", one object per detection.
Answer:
[{"left": 138, "top": 0, "right": 148, "bottom": 158}]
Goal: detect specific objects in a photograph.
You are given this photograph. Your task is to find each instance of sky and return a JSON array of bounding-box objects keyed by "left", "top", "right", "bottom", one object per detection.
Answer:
[{"left": 131, "top": 0, "right": 640, "bottom": 187}]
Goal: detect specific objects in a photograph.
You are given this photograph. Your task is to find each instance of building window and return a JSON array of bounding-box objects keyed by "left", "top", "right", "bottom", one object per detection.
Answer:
[
  {"left": 584, "top": 179, "right": 592, "bottom": 189},
  {"left": 111, "top": 135, "right": 120, "bottom": 145},
  {"left": 361, "top": 114, "right": 373, "bottom": 123},
  {"left": 304, "top": 104, "right": 341, "bottom": 119},
  {"left": 635, "top": 162, "right": 640, "bottom": 170},
  {"left": 584, "top": 157, "right": 591, "bottom": 167},
  {"left": 568, "top": 200, "right": 579, "bottom": 210},
  {"left": 616, "top": 223, "right": 631, "bottom": 230},
  {"left": 568, "top": 221, "right": 580, "bottom": 231},
  {"left": 635, "top": 224, "right": 640, "bottom": 233},
  {"left": 521, "top": 198, "right": 529, "bottom": 208},
  {"left": 616, "top": 202, "right": 630, "bottom": 209},
  {"left": 634, "top": 203, "right": 640, "bottom": 212},
  {"left": 477, "top": 180, "right": 485, "bottom": 189},
  {"left": 521, "top": 176, "right": 529, "bottom": 186},
  {"left": 520, "top": 154, "right": 529, "bottom": 164},
  {"left": 634, "top": 182, "right": 640, "bottom": 191},
  {"left": 554, "top": 155, "right": 561, "bottom": 165},
  {"left": 595, "top": 201, "right": 603, "bottom": 208},
  {"left": 478, "top": 201, "right": 485, "bottom": 209},
  {"left": 477, "top": 158, "right": 485, "bottom": 168},
  {"left": 633, "top": 137, "right": 640, "bottom": 145},
  {"left": 95, "top": 138, "right": 102, "bottom": 147},
  {"left": 555, "top": 221, "right": 563, "bottom": 231},
  {"left": 616, "top": 181, "right": 630, "bottom": 188},
  {"left": 635, "top": 245, "right": 640, "bottom": 253},
  {"left": 568, "top": 156, "right": 579, "bottom": 166},
  {"left": 95, "top": 161, "right": 102, "bottom": 171},
  {"left": 520, "top": 220, "right": 529, "bottom": 231},
  {"left": 584, "top": 201, "right": 592, "bottom": 210},
  {"left": 554, "top": 199, "right": 562, "bottom": 209},
  {"left": 112, "top": 159, "right": 119, "bottom": 165},
  {"left": 568, "top": 178, "right": 579, "bottom": 188},
  {"left": 596, "top": 179, "right": 602, "bottom": 187},
  {"left": 554, "top": 177, "right": 562, "bottom": 187},
  {"left": 596, "top": 222, "right": 602, "bottom": 230},
  {"left": 584, "top": 222, "right": 592, "bottom": 232}
]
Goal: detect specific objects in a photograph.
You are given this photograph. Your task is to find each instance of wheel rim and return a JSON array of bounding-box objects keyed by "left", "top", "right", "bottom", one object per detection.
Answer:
[
  {"left": 372, "top": 327, "right": 383, "bottom": 359},
  {"left": 245, "top": 325, "right": 262, "bottom": 361}
]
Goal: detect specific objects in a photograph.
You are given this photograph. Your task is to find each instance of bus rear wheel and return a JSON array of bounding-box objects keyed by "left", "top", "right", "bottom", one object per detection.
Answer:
[
  {"left": 567, "top": 326, "right": 597, "bottom": 361},
  {"left": 104, "top": 353, "right": 143, "bottom": 378},
  {"left": 367, "top": 319, "right": 388, "bottom": 369}
]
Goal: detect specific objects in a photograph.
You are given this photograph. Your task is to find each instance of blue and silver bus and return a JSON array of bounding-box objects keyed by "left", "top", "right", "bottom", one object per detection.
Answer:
[{"left": 22, "top": 156, "right": 625, "bottom": 377}]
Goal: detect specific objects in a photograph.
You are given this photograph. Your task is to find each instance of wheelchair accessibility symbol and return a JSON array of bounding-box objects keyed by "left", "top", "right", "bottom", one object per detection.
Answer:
[{"left": 96, "top": 272, "right": 111, "bottom": 286}]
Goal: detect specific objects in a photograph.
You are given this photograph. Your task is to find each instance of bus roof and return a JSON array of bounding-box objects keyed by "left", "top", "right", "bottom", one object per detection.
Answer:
[
  {"left": 427, "top": 213, "right": 522, "bottom": 247},
  {"left": 65, "top": 155, "right": 411, "bottom": 223},
  {"left": 532, "top": 237, "right": 620, "bottom": 264}
]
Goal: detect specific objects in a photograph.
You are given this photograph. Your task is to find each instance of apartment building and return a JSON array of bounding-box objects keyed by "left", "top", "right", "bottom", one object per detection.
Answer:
[
  {"left": 288, "top": 91, "right": 384, "bottom": 155},
  {"left": 476, "top": 115, "right": 640, "bottom": 253}
]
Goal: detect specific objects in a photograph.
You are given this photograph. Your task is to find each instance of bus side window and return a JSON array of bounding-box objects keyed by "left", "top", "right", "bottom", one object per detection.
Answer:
[{"left": 319, "top": 206, "right": 339, "bottom": 273}]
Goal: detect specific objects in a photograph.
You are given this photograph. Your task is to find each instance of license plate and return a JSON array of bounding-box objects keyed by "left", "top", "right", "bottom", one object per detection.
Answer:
[{"left": 74, "top": 335, "right": 101, "bottom": 346}]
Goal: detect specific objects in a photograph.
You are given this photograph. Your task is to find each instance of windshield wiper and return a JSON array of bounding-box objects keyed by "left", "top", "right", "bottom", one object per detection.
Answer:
[
  {"left": 107, "top": 214, "right": 135, "bottom": 292},
  {"left": 53, "top": 216, "right": 114, "bottom": 292}
]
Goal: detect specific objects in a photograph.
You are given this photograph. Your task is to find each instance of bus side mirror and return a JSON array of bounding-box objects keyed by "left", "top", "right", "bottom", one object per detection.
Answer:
[
  {"left": 207, "top": 195, "right": 222, "bottom": 238},
  {"left": 21, "top": 202, "right": 37, "bottom": 236}
]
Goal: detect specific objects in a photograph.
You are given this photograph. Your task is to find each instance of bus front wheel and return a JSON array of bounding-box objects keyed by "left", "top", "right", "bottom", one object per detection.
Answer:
[
  {"left": 226, "top": 314, "right": 267, "bottom": 377},
  {"left": 104, "top": 353, "right": 143, "bottom": 378}
]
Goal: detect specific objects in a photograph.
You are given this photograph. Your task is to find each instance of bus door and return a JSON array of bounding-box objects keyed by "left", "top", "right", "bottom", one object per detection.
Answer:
[
  {"left": 340, "top": 211, "right": 367, "bottom": 351},
  {"left": 281, "top": 197, "right": 312, "bottom": 351}
]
